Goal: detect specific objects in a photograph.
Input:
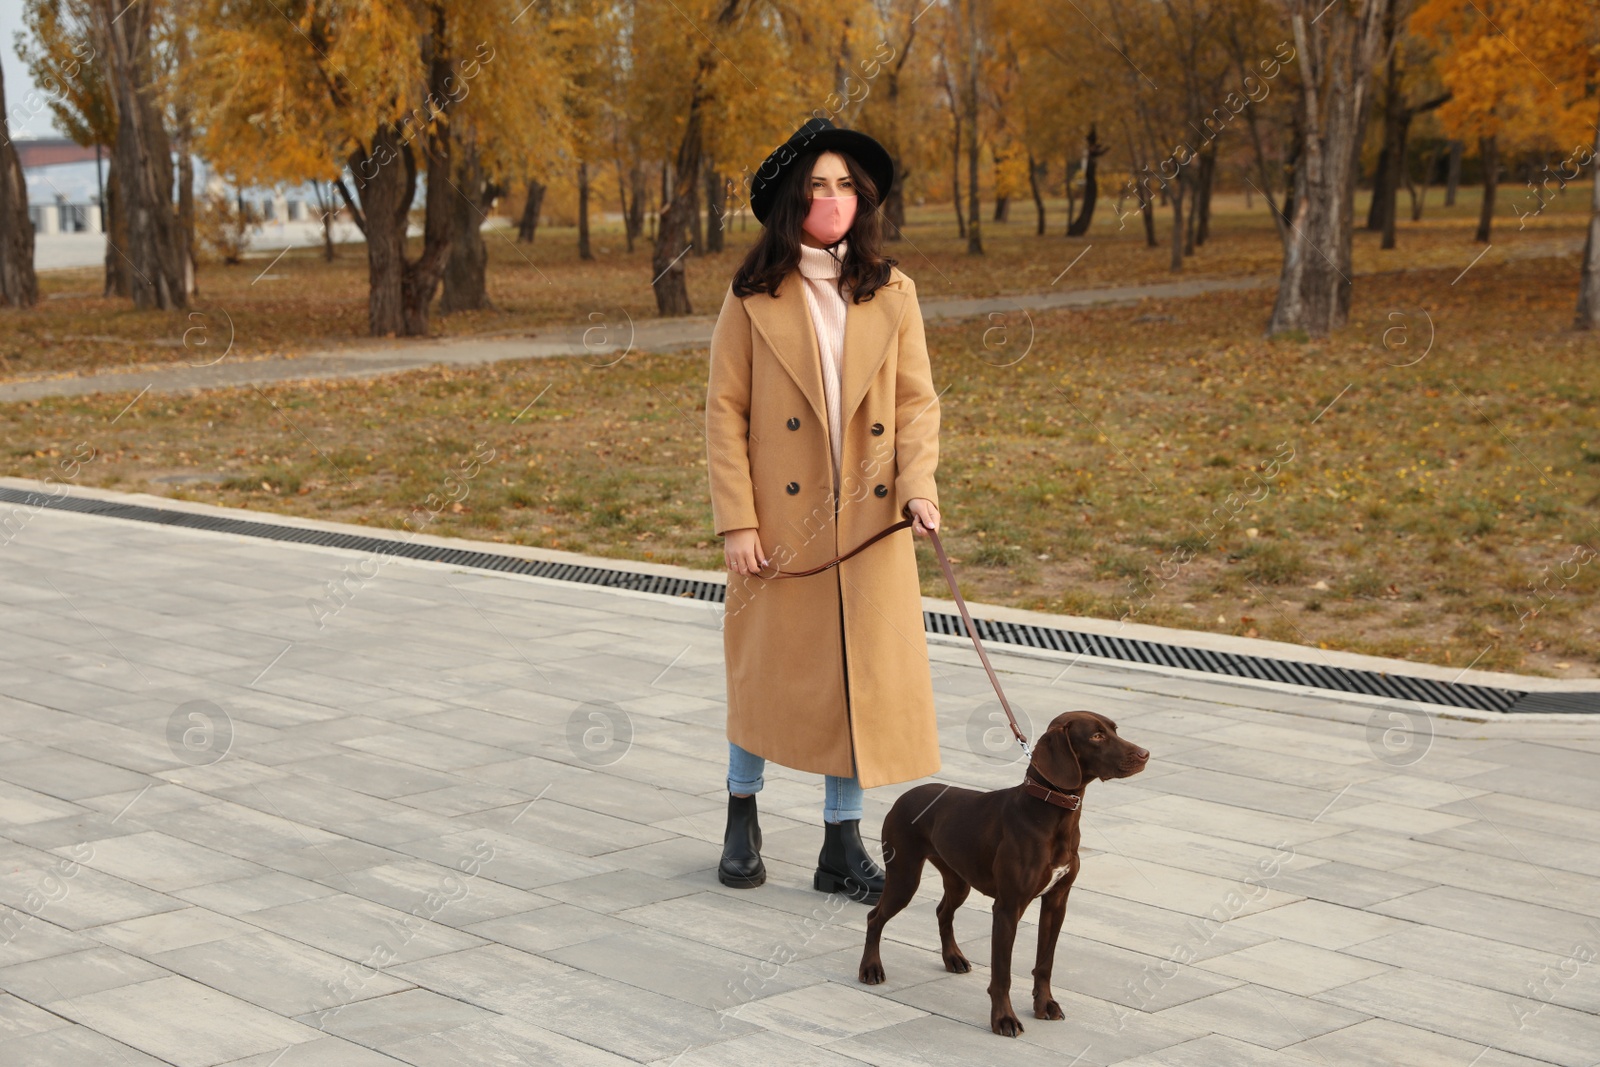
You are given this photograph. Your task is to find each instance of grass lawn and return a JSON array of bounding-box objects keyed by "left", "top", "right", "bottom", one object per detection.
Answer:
[{"left": 4, "top": 186, "right": 1598, "bottom": 678}]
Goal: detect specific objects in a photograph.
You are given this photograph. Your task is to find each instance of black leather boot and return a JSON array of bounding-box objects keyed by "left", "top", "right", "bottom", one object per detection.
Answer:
[
  {"left": 814, "top": 819, "right": 884, "bottom": 903},
  {"left": 718, "top": 793, "right": 765, "bottom": 888}
]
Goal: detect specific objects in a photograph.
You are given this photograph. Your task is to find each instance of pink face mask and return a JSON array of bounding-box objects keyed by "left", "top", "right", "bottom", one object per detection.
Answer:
[{"left": 802, "top": 195, "right": 857, "bottom": 246}]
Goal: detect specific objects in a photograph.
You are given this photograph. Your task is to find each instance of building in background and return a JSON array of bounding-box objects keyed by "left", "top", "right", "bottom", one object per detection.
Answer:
[{"left": 14, "top": 137, "right": 355, "bottom": 270}]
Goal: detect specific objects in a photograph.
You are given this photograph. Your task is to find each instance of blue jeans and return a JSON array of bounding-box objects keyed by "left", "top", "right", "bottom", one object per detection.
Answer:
[{"left": 727, "top": 741, "right": 863, "bottom": 823}]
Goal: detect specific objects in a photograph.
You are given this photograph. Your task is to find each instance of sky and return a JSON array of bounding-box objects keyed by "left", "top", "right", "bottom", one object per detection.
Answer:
[
  {"left": 1, "top": 2, "right": 64, "bottom": 140},
  {"left": 3, "top": 5, "right": 102, "bottom": 205}
]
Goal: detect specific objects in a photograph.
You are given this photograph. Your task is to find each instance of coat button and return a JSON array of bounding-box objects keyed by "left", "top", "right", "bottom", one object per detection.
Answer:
[
  {"left": 786, "top": 481, "right": 800, "bottom": 495},
  {"left": 787, "top": 417, "right": 800, "bottom": 430},
  {"left": 870, "top": 422, "right": 884, "bottom": 436},
  {"left": 874, "top": 484, "right": 888, "bottom": 498}
]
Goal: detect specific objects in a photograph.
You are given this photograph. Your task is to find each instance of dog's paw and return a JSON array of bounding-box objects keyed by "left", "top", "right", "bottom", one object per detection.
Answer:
[
  {"left": 858, "top": 959, "right": 886, "bottom": 985},
  {"left": 942, "top": 949, "right": 971, "bottom": 974},
  {"left": 1034, "top": 998, "right": 1064, "bottom": 1020},
  {"left": 990, "top": 1010, "right": 1024, "bottom": 1037}
]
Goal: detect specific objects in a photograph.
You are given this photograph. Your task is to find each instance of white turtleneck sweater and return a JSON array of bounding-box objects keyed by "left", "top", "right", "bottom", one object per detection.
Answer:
[{"left": 797, "top": 240, "right": 849, "bottom": 496}]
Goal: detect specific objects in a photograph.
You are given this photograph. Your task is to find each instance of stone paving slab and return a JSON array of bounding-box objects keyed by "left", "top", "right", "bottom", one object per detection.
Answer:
[{"left": 2, "top": 502, "right": 1599, "bottom": 1065}]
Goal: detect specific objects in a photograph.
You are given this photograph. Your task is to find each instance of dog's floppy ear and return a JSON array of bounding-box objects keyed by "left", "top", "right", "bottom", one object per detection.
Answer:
[{"left": 1030, "top": 722, "right": 1083, "bottom": 790}]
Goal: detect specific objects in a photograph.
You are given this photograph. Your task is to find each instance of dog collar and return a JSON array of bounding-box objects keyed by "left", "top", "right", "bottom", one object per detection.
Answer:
[{"left": 1023, "top": 775, "right": 1082, "bottom": 810}]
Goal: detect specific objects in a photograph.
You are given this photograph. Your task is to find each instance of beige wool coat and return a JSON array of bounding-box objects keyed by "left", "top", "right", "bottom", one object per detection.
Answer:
[{"left": 705, "top": 264, "right": 942, "bottom": 789}]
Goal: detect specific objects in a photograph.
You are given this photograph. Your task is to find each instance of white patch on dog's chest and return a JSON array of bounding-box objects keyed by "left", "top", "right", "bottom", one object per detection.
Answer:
[{"left": 1039, "top": 863, "right": 1072, "bottom": 896}]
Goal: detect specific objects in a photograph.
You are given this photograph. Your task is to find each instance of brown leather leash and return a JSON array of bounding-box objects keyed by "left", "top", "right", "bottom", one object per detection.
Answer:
[{"left": 757, "top": 518, "right": 1032, "bottom": 756}]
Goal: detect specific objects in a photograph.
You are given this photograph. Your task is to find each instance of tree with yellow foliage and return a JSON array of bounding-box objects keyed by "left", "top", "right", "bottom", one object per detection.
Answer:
[
  {"left": 1413, "top": 0, "right": 1599, "bottom": 323},
  {"left": 631, "top": 0, "right": 867, "bottom": 313},
  {"left": 191, "top": 0, "right": 569, "bottom": 337}
]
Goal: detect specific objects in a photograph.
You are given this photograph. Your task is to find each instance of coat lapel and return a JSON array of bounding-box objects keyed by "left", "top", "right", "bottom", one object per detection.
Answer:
[
  {"left": 743, "top": 270, "right": 908, "bottom": 433},
  {"left": 745, "top": 272, "right": 826, "bottom": 429},
  {"left": 840, "top": 282, "right": 905, "bottom": 429}
]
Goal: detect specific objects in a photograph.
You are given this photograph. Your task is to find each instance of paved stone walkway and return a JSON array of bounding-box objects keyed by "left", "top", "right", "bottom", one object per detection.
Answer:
[
  {"left": 0, "top": 276, "right": 1270, "bottom": 404},
  {"left": 2, "top": 500, "right": 1598, "bottom": 1066}
]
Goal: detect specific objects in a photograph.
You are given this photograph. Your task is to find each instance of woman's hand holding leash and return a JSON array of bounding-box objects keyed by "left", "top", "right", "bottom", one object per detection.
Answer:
[
  {"left": 725, "top": 528, "right": 769, "bottom": 575},
  {"left": 905, "top": 498, "right": 940, "bottom": 536},
  {"left": 727, "top": 499, "right": 936, "bottom": 578}
]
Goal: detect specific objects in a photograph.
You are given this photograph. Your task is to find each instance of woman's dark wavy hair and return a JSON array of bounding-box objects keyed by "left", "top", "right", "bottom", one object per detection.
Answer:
[{"left": 731, "top": 148, "right": 897, "bottom": 304}]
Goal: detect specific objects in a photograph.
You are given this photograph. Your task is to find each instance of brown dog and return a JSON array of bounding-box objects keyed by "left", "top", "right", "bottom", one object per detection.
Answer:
[{"left": 858, "top": 710, "right": 1148, "bottom": 1036}]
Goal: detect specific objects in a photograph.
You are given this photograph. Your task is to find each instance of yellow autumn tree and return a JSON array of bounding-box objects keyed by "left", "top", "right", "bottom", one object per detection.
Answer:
[
  {"left": 629, "top": 0, "right": 858, "bottom": 314},
  {"left": 189, "top": 0, "right": 571, "bottom": 337},
  {"left": 1412, "top": 0, "right": 1596, "bottom": 241},
  {"left": 1413, "top": 0, "right": 1599, "bottom": 322}
]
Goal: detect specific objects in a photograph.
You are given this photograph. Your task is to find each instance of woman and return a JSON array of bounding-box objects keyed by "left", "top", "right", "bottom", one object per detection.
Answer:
[{"left": 704, "top": 117, "right": 943, "bottom": 905}]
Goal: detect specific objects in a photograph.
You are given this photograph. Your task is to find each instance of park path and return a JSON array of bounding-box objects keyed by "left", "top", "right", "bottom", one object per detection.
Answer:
[
  {"left": 1, "top": 489, "right": 1596, "bottom": 1066},
  {"left": 0, "top": 275, "right": 1269, "bottom": 404}
]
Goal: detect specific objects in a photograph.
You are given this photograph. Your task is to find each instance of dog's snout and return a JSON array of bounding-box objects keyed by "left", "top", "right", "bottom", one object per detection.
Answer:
[{"left": 1116, "top": 744, "right": 1150, "bottom": 777}]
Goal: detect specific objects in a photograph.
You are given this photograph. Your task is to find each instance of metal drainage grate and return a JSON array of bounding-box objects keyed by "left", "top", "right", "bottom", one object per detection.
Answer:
[
  {"left": 922, "top": 613, "right": 1595, "bottom": 715},
  {"left": 6, "top": 485, "right": 1596, "bottom": 715}
]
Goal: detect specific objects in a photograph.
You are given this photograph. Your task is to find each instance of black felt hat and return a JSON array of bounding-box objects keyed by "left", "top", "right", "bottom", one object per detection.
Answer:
[{"left": 749, "top": 117, "right": 894, "bottom": 226}]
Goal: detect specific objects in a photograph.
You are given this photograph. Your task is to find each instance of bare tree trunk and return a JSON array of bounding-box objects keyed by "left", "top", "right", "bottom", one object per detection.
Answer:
[
  {"left": 441, "top": 137, "right": 497, "bottom": 314},
  {"left": 942, "top": 56, "right": 964, "bottom": 238},
  {"left": 949, "top": 130, "right": 964, "bottom": 237},
  {"left": 103, "top": 167, "right": 129, "bottom": 297},
  {"left": 627, "top": 165, "right": 645, "bottom": 249},
  {"left": 404, "top": 113, "right": 453, "bottom": 336},
  {"left": 992, "top": 148, "right": 1008, "bottom": 221},
  {"left": 1067, "top": 126, "right": 1106, "bottom": 237},
  {"left": 883, "top": 154, "right": 908, "bottom": 239},
  {"left": 1027, "top": 150, "right": 1046, "bottom": 235},
  {"left": 312, "top": 181, "right": 337, "bottom": 260},
  {"left": 518, "top": 178, "right": 544, "bottom": 243},
  {"left": 1194, "top": 144, "right": 1216, "bottom": 247},
  {"left": 1575, "top": 112, "right": 1600, "bottom": 329},
  {"left": 1367, "top": 18, "right": 1400, "bottom": 236},
  {"left": 1444, "top": 139, "right": 1462, "bottom": 205},
  {"left": 654, "top": 117, "right": 700, "bottom": 314},
  {"left": 1063, "top": 151, "right": 1078, "bottom": 233},
  {"left": 963, "top": 0, "right": 982, "bottom": 255},
  {"left": 1139, "top": 179, "right": 1157, "bottom": 247},
  {"left": 687, "top": 154, "right": 703, "bottom": 255},
  {"left": 1475, "top": 134, "right": 1497, "bottom": 244},
  {"left": 1281, "top": 123, "right": 1302, "bottom": 231},
  {"left": 1366, "top": 143, "right": 1390, "bottom": 231},
  {"left": 1408, "top": 145, "right": 1437, "bottom": 221},
  {"left": 1168, "top": 177, "right": 1185, "bottom": 272},
  {"left": 1375, "top": 89, "right": 1446, "bottom": 247},
  {"left": 0, "top": 65, "right": 38, "bottom": 309},
  {"left": 173, "top": 24, "right": 196, "bottom": 298},
  {"left": 1267, "top": 0, "right": 1392, "bottom": 338},
  {"left": 612, "top": 153, "right": 632, "bottom": 250},
  {"left": 705, "top": 166, "right": 726, "bottom": 253},
  {"left": 176, "top": 120, "right": 196, "bottom": 297},
  {"left": 100, "top": 0, "right": 185, "bottom": 310},
  {"left": 1379, "top": 110, "right": 1410, "bottom": 249},
  {"left": 577, "top": 160, "right": 592, "bottom": 261},
  {"left": 350, "top": 125, "right": 412, "bottom": 336},
  {"left": 350, "top": 108, "right": 454, "bottom": 335}
]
